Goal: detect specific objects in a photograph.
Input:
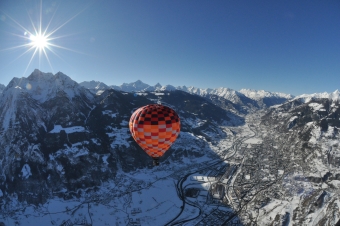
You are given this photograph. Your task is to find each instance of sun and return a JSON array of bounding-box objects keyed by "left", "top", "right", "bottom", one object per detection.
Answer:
[{"left": 29, "top": 33, "right": 49, "bottom": 50}]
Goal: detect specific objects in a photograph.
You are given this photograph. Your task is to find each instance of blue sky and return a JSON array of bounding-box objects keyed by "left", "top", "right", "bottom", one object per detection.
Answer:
[{"left": 0, "top": 0, "right": 339, "bottom": 95}]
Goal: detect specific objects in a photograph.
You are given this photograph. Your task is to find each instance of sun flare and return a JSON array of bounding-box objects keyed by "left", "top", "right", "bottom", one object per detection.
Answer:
[{"left": 29, "top": 33, "right": 49, "bottom": 50}]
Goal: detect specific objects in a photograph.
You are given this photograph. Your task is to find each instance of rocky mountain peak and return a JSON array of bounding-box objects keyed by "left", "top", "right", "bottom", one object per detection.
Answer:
[
  {"left": 158, "top": 84, "right": 176, "bottom": 91},
  {"left": 135, "top": 79, "right": 143, "bottom": 84},
  {"left": 28, "top": 69, "right": 54, "bottom": 81},
  {"left": 120, "top": 80, "right": 150, "bottom": 92},
  {"left": 54, "top": 71, "right": 72, "bottom": 81},
  {"left": 2, "top": 71, "right": 94, "bottom": 104},
  {"left": 154, "top": 82, "right": 162, "bottom": 89}
]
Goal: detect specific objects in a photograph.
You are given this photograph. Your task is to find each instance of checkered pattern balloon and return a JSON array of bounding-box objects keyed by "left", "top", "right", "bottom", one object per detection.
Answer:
[{"left": 129, "top": 104, "right": 180, "bottom": 159}]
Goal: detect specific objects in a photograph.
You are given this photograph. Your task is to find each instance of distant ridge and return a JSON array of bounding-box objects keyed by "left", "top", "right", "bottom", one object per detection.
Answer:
[
  {"left": 293, "top": 90, "right": 340, "bottom": 103},
  {"left": 80, "top": 79, "right": 294, "bottom": 108}
]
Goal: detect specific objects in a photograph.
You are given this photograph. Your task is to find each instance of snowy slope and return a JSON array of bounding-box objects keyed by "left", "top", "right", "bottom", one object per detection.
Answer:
[
  {"left": 294, "top": 89, "right": 340, "bottom": 103},
  {"left": 239, "top": 88, "right": 294, "bottom": 100}
]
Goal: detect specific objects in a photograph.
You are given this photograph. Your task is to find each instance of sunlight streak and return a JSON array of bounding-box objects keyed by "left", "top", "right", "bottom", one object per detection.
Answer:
[
  {"left": 42, "top": 47, "right": 54, "bottom": 72},
  {"left": 23, "top": 48, "right": 39, "bottom": 77},
  {"left": 7, "top": 46, "right": 36, "bottom": 66},
  {"left": 44, "top": 6, "right": 88, "bottom": 39}
]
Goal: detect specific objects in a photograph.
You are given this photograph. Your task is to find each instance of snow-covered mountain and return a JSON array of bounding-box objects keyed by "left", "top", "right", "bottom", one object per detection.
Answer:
[
  {"left": 79, "top": 80, "right": 109, "bottom": 90},
  {"left": 80, "top": 80, "right": 294, "bottom": 110},
  {"left": 0, "top": 69, "right": 94, "bottom": 130},
  {"left": 179, "top": 86, "right": 244, "bottom": 103},
  {"left": 78, "top": 80, "right": 110, "bottom": 95},
  {"left": 239, "top": 88, "right": 293, "bottom": 100},
  {"left": 79, "top": 80, "right": 156, "bottom": 95},
  {"left": 239, "top": 88, "right": 294, "bottom": 107},
  {"left": 1, "top": 70, "right": 339, "bottom": 225},
  {"left": 293, "top": 89, "right": 340, "bottom": 103},
  {"left": 118, "top": 79, "right": 150, "bottom": 92},
  {"left": 3, "top": 69, "right": 93, "bottom": 103}
]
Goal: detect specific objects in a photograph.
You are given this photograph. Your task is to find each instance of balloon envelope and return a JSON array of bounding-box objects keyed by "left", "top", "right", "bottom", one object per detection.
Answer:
[{"left": 129, "top": 104, "right": 180, "bottom": 160}]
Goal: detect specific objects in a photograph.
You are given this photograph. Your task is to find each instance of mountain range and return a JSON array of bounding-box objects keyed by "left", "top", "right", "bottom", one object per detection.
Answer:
[
  {"left": 0, "top": 69, "right": 339, "bottom": 225},
  {"left": 79, "top": 79, "right": 294, "bottom": 108}
]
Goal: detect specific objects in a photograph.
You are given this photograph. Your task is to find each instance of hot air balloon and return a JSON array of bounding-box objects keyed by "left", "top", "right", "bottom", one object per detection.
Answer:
[{"left": 129, "top": 104, "right": 180, "bottom": 166}]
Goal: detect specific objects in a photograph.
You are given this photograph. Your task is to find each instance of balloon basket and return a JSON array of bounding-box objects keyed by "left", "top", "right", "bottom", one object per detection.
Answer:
[{"left": 153, "top": 158, "right": 160, "bottom": 166}]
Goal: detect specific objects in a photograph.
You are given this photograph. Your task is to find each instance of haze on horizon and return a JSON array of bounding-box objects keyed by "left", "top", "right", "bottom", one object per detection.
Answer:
[{"left": 0, "top": 0, "right": 339, "bottom": 96}]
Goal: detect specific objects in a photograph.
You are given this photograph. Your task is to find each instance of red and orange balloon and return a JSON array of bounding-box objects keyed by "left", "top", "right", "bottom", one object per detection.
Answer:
[{"left": 129, "top": 104, "right": 180, "bottom": 165}]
